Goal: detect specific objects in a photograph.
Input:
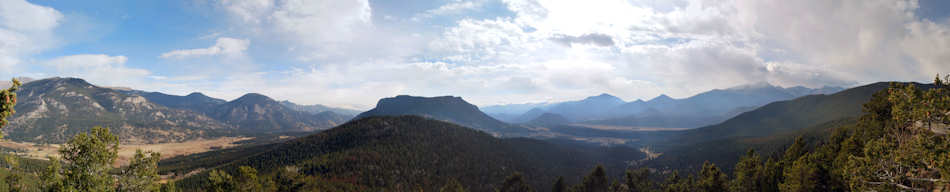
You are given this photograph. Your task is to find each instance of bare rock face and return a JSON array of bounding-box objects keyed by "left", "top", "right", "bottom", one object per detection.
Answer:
[{"left": 5, "top": 77, "right": 232, "bottom": 144}]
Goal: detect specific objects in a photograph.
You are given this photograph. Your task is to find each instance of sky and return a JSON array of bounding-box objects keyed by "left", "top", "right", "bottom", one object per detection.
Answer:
[{"left": 1, "top": 0, "right": 949, "bottom": 109}]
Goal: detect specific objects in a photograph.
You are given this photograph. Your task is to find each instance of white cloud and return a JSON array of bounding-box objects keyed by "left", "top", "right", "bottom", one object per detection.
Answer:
[
  {"left": 412, "top": 1, "right": 483, "bottom": 21},
  {"left": 160, "top": 0, "right": 950, "bottom": 107},
  {"left": 0, "top": 0, "right": 62, "bottom": 74},
  {"left": 42, "top": 54, "right": 151, "bottom": 86},
  {"left": 160, "top": 37, "right": 250, "bottom": 59},
  {"left": 217, "top": 0, "right": 375, "bottom": 60}
]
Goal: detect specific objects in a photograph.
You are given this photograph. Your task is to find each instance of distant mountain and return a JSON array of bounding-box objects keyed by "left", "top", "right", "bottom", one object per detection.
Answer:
[
  {"left": 5, "top": 77, "right": 231, "bottom": 143},
  {"left": 590, "top": 83, "right": 844, "bottom": 128},
  {"left": 672, "top": 82, "right": 895, "bottom": 143},
  {"left": 278, "top": 100, "right": 361, "bottom": 117},
  {"left": 486, "top": 83, "right": 842, "bottom": 128},
  {"left": 527, "top": 113, "right": 570, "bottom": 126},
  {"left": 544, "top": 93, "right": 626, "bottom": 121},
  {"left": 210, "top": 93, "right": 347, "bottom": 132},
  {"left": 642, "top": 82, "right": 921, "bottom": 172},
  {"left": 512, "top": 107, "right": 547, "bottom": 123},
  {"left": 481, "top": 102, "right": 552, "bottom": 115},
  {"left": 354, "top": 95, "right": 529, "bottom": 135},
  {"left": 168, "top": 116, "right": 643, "bottom": 191},
  {"left": 133, "top": 92, "right": 226, "bottom": 115}
]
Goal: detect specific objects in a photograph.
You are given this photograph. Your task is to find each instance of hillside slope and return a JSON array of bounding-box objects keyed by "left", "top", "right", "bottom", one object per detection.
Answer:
[
  {"left": 167, "top": 116, "right": 643, "bottom": 191},
  {"left": 6, "top": 78, "right": 231, "bottom": 143},
  {"left": 211, "top": 93, "right": 348, "bottom": 132}
]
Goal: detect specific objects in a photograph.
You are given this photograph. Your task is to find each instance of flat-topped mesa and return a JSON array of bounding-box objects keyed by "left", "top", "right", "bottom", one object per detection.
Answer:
[{"left": 356, "top": 95, "right": 523, "bottom": 134}]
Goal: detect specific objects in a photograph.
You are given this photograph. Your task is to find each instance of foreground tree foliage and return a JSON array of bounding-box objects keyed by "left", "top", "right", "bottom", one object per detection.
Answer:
[
  {"left": 0, "top": 78, "right": 20, "bottom": 133},
  {"left": 119, "top": 150, "right": 161, "bottom": 192},
  {"left": 39, "top": 127, "right": 164, "bottom": 192}
]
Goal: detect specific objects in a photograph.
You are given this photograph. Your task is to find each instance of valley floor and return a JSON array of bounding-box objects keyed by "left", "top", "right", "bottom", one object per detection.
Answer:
[{"left": 0, "top": 137, "right": 253, "bottom": 166}]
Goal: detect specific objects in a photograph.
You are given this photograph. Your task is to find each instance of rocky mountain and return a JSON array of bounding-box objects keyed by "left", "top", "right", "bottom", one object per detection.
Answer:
[
  {"left": 354, "top": 95, "right": 529, "bottom": 135},
  {"left": 5, "top": 78, "right": 231, "bottom": 143},
  {"left": 278, "top": 100, "right": 361, "bottom": 117},
  {"left": 210, "top": 93, "right": 348, "bottom": 132}
]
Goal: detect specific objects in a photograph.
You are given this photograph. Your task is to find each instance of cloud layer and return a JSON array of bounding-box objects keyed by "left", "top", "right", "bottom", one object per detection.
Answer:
[{"left": 3, "top": 0, "right": 950, "bottom": 108}]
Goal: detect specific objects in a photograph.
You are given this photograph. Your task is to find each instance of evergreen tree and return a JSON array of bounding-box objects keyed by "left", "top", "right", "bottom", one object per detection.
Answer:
[
  {"left": 552, "top": 176, "right": 567, "bottom": 192},
  {"left": 0, "top": 78, "right": 20, "bottom": 134},
  {"left": 497, "top": 172, "right": 534, "bottom": 192},
  {"left": 697, "top": 161, "right": 727, "bottom": 192},
  {"left": 780, "top": 154, "right": 829, "bottom": 192},
  {"left": 207, "top": 169, "right": 234, "bottom": 192},
  {"left": 662, "top": 171, "right": 690, "bottom": 192},
  {"left": 731, "top": 149, "right": 762, "bottom": 192},
  {"left": 575, "top": 165, "right": 609, "bottom": 192},
  {"left": 782, "top": 136, "right": 806, "bottom": 164},
  {"left": 440, "top": 179, "right": 467, "bottom": 192},
  {"left": 759, "top": 158, "right": 782, "bottom": 192},
  {"left": 236, "top": 166, "right": 263, "bottom": 192},
  {"left": 59, "top": 126, "right": 119, "bottom": 192},
  {"left": 40, "top": 156, "right": 66, "bottom": 192},
  {"left": 3, "top": 154, "right": 22, "bottom": 192},
  {"left": 160, "top": 181, "right": 180, "bottom": 192},
  {"left": 119, "top": 150, "right": 161, "bottom": 192},
  {"left": 624, "top": 168, "right": 652, "bottom": 192},
  {"left": 845, "top": 81, "right": 950, "bottom": 191},
  {"left": 5, "top": 171, "right": 22, "bottom": 192}
]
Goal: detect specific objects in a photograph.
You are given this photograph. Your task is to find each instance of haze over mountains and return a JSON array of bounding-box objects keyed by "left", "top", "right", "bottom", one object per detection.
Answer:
[
  {"left": 1, "top": 77, "right": 849, "bottom": 145},
  {"left": 484, "top": 83, "right": 844, "bottom": 129}
]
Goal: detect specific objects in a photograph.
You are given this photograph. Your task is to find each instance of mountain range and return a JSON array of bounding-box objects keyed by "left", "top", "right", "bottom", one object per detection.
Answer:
[
  {"left": 5, "top": 77, "right": 353, "bottom": 143},
  {"left": 485, "top": 83, "right": 844, "bottom": 129}
]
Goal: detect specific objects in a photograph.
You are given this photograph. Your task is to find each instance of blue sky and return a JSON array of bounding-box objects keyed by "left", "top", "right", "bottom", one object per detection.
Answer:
[{"left": 2, "top": 0, "right": 949, "bottom": 109}]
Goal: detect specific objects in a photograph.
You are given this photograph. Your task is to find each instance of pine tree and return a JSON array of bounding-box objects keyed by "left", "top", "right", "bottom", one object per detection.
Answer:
[
  {"left": 845, "top": 81, "right": 950, "bottom": 191},
  {"left": 59, "top": 126, "right": 119, "bottom": 192},
  {"left": 207, "top": 169, "right": 234, "bottom": 192},
  {"left": 731, "top": 149, "right": 762, "bottom": 192},
  {"left": 119, "top": 150, "right": 161, "bottom": 192},
  {"left": 624, "top": 168, "right": 652, "bottom": 191},
  {"left": 575, "top": 165, "right": 609, "bottom": 192},
  {"left": 3, "top": 154, "right": 22, "bottom": 192},
  {"left": 0, "top": 78, "right": 20, "bottom": 137},
  {"left": 40, "top": 156, "right": 66, "bottom": 192},
  {"left": 497, "top": 172, "right": 534, "bottom": 192},
  {"left": 552, "top": 176, "right": 567, "bottom": 192},
  {"left": 697, "top": 161, "right": 728, "bottom": 192},
  {"left": 780, "top": 154, "right": 829, "bottom": 192},
  {"left": 440, "top": 179, "right": 466, "bottom": 192},
  {"left": 160, "top": 181, "right": 180, "bottom": 192},
  {"left": 662, "top": 171, "right": 690, "bottom": 192},
  {"left": 5, "top": 171, "right": 22, "bottom": 192},
  {"left": 782, "top": 136, "right": 806, "bottom": 164},
  {"left": 759, "top": 157, "right": 782, "bottom": 192},
  {"left": 236, "top": 166, "right": 263, "bottom": 192}
]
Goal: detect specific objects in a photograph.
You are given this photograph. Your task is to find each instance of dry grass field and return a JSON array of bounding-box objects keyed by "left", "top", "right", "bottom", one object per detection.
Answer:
[{"left": 0, "top": 137, "right": 253, "bottom": 167}]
